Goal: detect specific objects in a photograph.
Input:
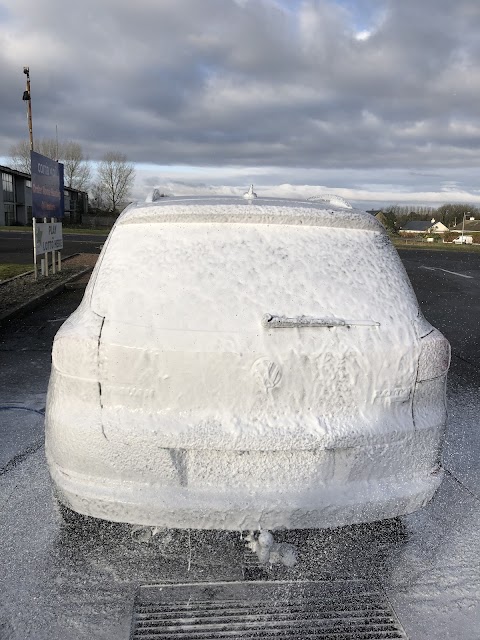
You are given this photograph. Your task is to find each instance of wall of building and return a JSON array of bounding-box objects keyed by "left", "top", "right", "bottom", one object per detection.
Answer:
[{"left": 0, "top": 165, "right": 87, "bottom": 226}]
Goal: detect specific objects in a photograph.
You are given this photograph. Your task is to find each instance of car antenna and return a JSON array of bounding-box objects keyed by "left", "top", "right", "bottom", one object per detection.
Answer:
[{"left": 243, "top": 184, "right": 257, "bottom": 199}]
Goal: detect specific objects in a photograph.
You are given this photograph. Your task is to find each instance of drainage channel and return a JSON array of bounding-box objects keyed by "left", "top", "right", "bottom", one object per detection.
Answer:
[{"left": 130, "top": 580, "right": 407, "bottom": 639}]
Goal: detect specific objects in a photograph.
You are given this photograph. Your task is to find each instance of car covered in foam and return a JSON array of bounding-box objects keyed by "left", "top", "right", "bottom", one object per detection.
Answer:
[{"left": 45, "top": 196, "right": 450, "bottom": 530}]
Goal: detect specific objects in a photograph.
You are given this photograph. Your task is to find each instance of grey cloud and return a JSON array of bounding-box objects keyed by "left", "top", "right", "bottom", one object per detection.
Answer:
[{"left": 1, "top": 0, "right": 480, "bottom": 179}]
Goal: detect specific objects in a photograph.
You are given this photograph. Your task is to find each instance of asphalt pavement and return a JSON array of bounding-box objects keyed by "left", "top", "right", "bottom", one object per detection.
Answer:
[
  {"left": 0, "top": 230, "right": 107, "bottom": 264},
  {"left": 0, "top": 249, "right": 479, "bottom": 639},
  {"left": 398, "top": 248, "right": 480, "bottom": 369}
]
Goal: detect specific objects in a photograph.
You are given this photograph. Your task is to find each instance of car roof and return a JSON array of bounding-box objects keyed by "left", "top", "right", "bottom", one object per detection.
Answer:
[{"left": 117, "top": 196, "right": 384, "bottom": 232}]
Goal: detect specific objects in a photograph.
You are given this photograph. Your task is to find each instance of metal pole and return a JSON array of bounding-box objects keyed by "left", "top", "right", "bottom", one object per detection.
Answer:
[
  {"left": 461, "top": 212, "right": 467, "bottom": 243},
  {"left": 23, "top": 67, "right": 34, "bottom": 151},
  {"left": 23, "top": 67, "right": 36, "bottom": 278},
  {"left": 51, "top": 217, "right": 56, "bottom": 274},
  {"left": 33, "top": 217, "right": 37, "bottom": 280},
  {"left": 43, "top": 216, "right": 48, "bottom": 275}
]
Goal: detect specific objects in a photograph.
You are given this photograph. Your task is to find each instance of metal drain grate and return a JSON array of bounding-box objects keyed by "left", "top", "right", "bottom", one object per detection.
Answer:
[{"left": 130, "top": 580, "right": 407, "bottom": 639}]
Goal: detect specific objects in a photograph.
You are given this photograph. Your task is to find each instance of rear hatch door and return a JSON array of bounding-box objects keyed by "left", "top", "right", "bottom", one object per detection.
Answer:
[{"left": 92, "top": 221, "right": 420, "bottom": 450}]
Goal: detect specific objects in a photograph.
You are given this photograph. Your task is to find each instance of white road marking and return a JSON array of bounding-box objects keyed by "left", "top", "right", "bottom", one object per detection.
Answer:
[{"left": 421, "top": 266, "right": 473, "bottom": 279}]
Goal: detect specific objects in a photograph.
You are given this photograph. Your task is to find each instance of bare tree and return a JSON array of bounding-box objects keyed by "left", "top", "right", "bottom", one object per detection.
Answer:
[
  {"left": 436, "top": 203, "right": 479, "bottom": 227},
  {"left": 8, "top": 138, "right": 91, "bottom": 191},
  {"left": 89, "top": 182, "right": 108, "bottom": 213},
  {"left": 95, "top": 152, "right": 135, "bottom": 213},
  {"left": 63, "top": 141, "right": 91, "bottom": 191},
  {"left": 9, "top": 139, "right": 32, "bottom": 174}
]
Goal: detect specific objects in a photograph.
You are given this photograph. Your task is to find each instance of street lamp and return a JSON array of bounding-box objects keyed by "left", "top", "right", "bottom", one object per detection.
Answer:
[
  {"left": 461, "top": 211, "right": 470, "bottom": 243},
  {"left": 22, "top": 66, "right": 37, "bottom": 279},
  {"left": 22, "top": 66, "right": 34, "bottom": 151}
]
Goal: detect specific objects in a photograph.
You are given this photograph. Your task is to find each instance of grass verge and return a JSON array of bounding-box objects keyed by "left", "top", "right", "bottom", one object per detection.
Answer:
[
  {"left": 0, "top": 264, "right": 31, "bottom": 280},
  {"left": 0, "top": 226, "right": 109, "bottom": 235},
  {"left": 393, "top": 239, "right": 480, "bottom": 252}
]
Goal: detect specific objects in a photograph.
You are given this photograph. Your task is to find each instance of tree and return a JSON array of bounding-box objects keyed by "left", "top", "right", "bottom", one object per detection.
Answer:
[
  {"left": 9, "top": 139, "right": 33, "bottom": 174},
  {"left": 435, "top": 204, "right": 478, "bottom": 227},
  {"left": 89, "top": 182, "right": 108, "bottom": 213},
  {"left": 375, "top": 211, "right": 397, "bottom": 235},
  {"left": 95, "top": 152, "right": 135, "bottom": 213},
  {"left": 63, "top": 141, "right": 91, "bottom": 191},
  {"left": 8, "top": 138, "right": 91, "bottom": 191}
]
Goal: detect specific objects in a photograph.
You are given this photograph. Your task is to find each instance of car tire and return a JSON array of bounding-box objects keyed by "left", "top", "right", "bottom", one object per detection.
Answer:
[
  {"left": 53, "top": 495, "right": 95, "bottom": 530},
  {"left": 53, "top": 494, "right": 123, "bottom": 542}
]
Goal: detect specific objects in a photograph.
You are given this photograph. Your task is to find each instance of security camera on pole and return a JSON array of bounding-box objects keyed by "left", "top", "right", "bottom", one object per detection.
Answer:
[{"left": 23, "top": 67, "right": 64, "bottom": 279}]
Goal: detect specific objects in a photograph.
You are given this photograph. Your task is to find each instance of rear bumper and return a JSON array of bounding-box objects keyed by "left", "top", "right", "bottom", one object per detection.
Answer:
[
  {"left": 47, "top": 453, "right": 444, "bottom": 530},
  {"left": 45, "top": 368, "right": 447, "bottom": 530}
]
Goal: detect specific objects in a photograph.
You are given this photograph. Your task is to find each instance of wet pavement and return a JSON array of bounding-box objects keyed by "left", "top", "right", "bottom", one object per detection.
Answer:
[
  {"left": 0, "top": 230, "right": 107, "bottom": 264},
  {"left": 0, "top": 250, "right": 479, "bottom": 639}
]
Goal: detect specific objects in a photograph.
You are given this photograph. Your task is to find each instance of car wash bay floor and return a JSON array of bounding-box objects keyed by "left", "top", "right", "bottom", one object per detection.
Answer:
[{"left": 1, "top": 249, "right": 480, "bottom": 639}]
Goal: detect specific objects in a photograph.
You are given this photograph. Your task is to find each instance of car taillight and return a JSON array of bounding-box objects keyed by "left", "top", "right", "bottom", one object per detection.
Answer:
[
  {"left": 51, "top": 306, "right": 104, "bottom": 379},
  {"left": 52, "top": 335, "right": 100, "bottom": 379},
  {"left": 416, "top": 329, "right": 450, "bottom": 382}
]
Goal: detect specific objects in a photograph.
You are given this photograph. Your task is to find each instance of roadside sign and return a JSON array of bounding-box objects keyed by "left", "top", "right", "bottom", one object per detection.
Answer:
[
  {"left": 35, "top": 222, "right": 63, "bottom": 256},
  {"left": 31, "top": 151, "right": 64, "bottom": 219},
  {"left": 30, "top": 151, "right": 64, "bottom": 278}
]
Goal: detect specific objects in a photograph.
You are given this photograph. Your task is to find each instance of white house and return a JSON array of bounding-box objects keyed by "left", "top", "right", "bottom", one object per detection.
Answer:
[{"left": 401, "top": 219, "right": 449, "bottom": 234}]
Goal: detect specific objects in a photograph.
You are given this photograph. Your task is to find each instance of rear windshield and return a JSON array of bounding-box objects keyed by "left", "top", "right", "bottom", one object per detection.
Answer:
[{"left": 91, "top": 223, "right": 418, "bottom": 331}]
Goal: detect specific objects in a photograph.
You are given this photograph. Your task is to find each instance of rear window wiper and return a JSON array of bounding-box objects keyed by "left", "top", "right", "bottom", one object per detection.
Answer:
[{"left": 262, "top": 314, "right": 380, "bottom": 329}]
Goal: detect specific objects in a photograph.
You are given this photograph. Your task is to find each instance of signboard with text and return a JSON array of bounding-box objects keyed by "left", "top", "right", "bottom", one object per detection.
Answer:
[
  {"left": 31, "top": 151, "right": 64, "bottom": 219},
  {"left": 35, "top": 222, "right": 63, "bottom": 256}
]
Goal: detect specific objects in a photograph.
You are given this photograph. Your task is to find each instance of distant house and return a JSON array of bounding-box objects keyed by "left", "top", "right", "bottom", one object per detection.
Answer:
[
  {"left": 374, "top": 212, "right": 391, "bottom": 228},
  {"left": 451, "top": 219, "right": 480, "bottom": 233},
  {"left": 366, "top": 210, "right": 396, "bottom": 232},
  {"left": 401, "top": 220, "right": 449, "bottom": 234}
]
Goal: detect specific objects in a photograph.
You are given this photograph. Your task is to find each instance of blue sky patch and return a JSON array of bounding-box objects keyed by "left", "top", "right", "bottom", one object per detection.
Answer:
[{"left": 0, "top": 3, "right": 11, "bottom": 23}]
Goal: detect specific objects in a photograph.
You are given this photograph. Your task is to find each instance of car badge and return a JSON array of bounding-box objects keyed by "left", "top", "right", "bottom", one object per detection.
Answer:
[{"left": 251, "top": 357, "right": 282, "bottom": 390}]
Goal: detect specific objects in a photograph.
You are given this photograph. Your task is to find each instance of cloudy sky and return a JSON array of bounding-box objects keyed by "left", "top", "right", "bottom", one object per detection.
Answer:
[{"left": 1, "top": 0, "right": 480, "bottom": 207}]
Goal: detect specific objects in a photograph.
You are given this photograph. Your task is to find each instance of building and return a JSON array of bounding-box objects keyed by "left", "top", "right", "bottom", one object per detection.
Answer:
[
  {"left": 400, "top": 220, "right": 449, "bottom": 234},
  {"left": 375, "top": 211, "right": 395, "bottom": 230},
  {"left": 451, "top": 218, "right": 480, "bottom": 234},
  {"left": 0, "top": 164, "right": 88, "bottom": 226}
]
